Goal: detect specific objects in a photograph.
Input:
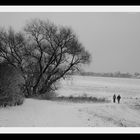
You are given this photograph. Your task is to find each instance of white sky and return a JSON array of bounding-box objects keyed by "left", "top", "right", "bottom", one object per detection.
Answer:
[{"left": 0, "top": 11, "right": 140, "bottom": 73}]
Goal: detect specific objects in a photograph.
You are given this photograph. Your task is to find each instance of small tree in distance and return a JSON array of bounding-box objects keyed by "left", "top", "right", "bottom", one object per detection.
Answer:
[{"left": 0, "top": 19, "right": 91, "bottom": 98}]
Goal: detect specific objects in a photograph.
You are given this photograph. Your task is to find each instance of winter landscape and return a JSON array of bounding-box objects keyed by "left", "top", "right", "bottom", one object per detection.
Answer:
[
  {"left": 0, "top": 75, "right": 140, "bottom": 127},
  {"left": 1, "top": 9, "right": 140, "bottom": 131}
]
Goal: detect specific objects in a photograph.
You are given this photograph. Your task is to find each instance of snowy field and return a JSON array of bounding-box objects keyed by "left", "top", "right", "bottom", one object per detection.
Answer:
[
  {"left": 1, "top": 76, "right": 140, "bottom": 127},
  {"left": 57, "top": 75, "right": 140, "bottom": 99}
]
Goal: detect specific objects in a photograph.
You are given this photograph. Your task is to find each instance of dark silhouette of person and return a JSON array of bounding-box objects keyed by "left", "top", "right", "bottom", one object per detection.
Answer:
[
  {"left": 113, "top": 94, "right": 116, "bottom": 103},
  {"left": 117, "top": 95, "right": 121, "bottom": 104}
]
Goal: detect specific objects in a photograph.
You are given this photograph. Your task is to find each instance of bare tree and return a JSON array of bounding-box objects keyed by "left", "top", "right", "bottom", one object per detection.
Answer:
[{"left": 0, "top": 19, "right": 91, "bottom": 98}]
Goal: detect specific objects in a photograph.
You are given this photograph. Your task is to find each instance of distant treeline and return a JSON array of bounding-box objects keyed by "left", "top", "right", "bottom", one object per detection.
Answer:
[{"left": 71, "top": 71, "right": 140, "bottom": 79}]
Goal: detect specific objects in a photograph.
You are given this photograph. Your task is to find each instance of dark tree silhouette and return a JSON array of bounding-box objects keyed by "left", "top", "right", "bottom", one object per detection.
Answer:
[{"left": 0, "top": 19, "right": 91, "bottom": 98}]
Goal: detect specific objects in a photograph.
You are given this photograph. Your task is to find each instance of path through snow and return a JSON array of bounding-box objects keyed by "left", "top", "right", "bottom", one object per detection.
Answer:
[{"left": 0, "top": 99, "right": 140, "bottom": 127}]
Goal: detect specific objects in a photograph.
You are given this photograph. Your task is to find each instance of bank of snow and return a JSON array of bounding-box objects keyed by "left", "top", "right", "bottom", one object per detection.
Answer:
[{"left": 0, "top": 99, "right": 140, "bottom": 127}]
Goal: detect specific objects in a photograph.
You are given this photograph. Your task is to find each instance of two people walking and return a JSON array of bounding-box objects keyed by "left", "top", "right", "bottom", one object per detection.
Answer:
[{"left": 113, "top": 94, "right": 121, "bottom": 104}]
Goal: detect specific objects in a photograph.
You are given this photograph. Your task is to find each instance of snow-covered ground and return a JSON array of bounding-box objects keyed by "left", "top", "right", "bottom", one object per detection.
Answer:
[
  {"left": 0, "top": 98, "right": 140, "bottom": 127},
  {"left": 1, "top": 76, "right": 140, "bottom": 127},
  {"left": 57, "top": 75, "right": 140, "bottom": 99}
]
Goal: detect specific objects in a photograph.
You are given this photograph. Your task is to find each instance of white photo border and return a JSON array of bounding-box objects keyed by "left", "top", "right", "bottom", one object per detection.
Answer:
[{"left": 0, "top": 6, "right": 140, "bottom": 134}]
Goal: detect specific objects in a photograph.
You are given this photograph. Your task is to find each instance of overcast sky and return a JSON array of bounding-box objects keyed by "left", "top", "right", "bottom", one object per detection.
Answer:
[{"left": 0, "top": 12, "right": 140, "bottom": 73}]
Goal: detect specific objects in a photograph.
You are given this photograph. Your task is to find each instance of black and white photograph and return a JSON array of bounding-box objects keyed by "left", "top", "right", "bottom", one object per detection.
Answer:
[{"left": 0, "top": 6, "right": 140, "bottom": 133}]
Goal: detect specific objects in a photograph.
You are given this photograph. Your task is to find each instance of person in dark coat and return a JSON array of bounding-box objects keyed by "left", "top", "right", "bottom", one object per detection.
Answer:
[
  {"left": 117, "top": 95, "right": 121, "bottom": 104},
  {"left": 113, "top": 94, "right": 116, "bottom": 103}
]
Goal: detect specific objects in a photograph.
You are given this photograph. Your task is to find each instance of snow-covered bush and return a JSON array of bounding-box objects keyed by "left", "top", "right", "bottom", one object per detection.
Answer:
[{"left": 0, "top": 61, "right": 24, "bottom": 107}]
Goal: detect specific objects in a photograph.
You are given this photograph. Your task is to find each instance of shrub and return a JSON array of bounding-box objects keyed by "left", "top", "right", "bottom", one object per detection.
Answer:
[
  {"left": 0, "top": 61, "right": 25, "bottom": 107},
  {"left": 33, "top": 91, "right": 57, "bottom": 100},
  {"left": 52, "top": 95, "right": 109, "bottom": 103}
]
